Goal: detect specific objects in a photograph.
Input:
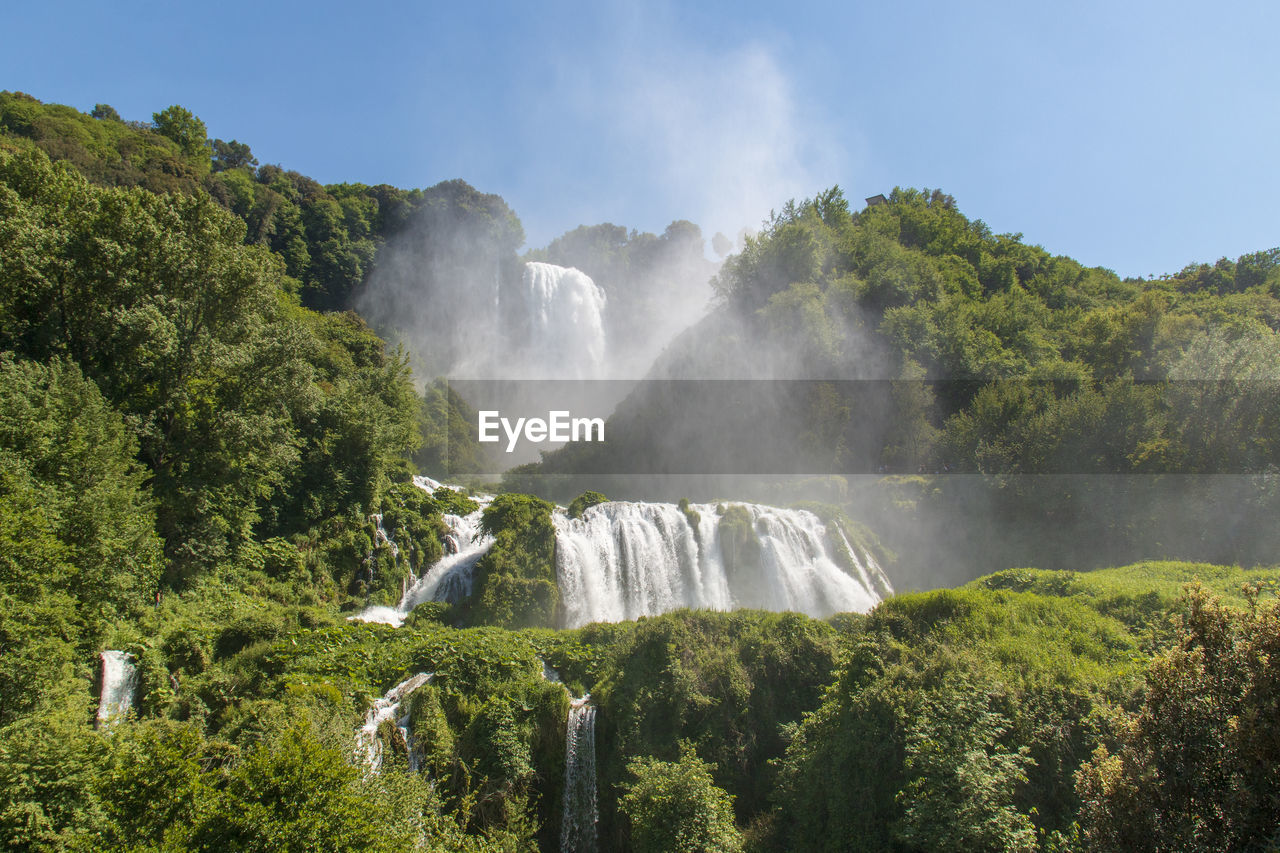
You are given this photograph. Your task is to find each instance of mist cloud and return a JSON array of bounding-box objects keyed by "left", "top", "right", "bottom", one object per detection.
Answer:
[{"left": 603, "top": 41, "right": 847, "bottom": 249}]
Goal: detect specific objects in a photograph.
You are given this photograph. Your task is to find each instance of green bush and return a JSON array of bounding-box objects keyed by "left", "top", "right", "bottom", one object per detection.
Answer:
[
  {"left": 620, "top": 744, "right": 743, "bottom": 853},
  {"left": 568, "top": 490, "right": 609, "bottom": 519}
]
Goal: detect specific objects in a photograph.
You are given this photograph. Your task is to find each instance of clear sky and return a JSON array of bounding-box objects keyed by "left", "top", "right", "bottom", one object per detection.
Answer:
[{"left": 5, "top": 0, "right": 1276, "bottom": 278}]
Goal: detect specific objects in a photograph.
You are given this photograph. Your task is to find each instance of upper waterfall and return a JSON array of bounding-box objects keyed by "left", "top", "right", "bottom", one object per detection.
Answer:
[{"left": 519, "top": 262, "right": 607, "bottom": 379}]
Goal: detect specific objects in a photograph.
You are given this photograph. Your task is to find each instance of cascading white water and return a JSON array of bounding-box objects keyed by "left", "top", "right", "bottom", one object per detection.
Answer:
[
  {"left": 555, "top": 502, "right": 891, "bottom": 629},
  {"left": 520, "top": 262, "right": 607, "bottom": 379},
  {"left": 96, "top": 650, "right": 137, "bottom": 726},
  {"left": 355, "top": 478, "right": 495, "bottom": 626},
  {"left": 357, "top": 672, "right": 433, "bottom": 771},
  {"left": 560, "top": 695, "right": 598, "bottom": 853},
  {"left": 836, "top": 528, "right": 895, "bottom": 601},
  {"left": 357, "top": 478, "right": 892, "bottom": 630},
  {"left": 404, "top": 500, "right": 492, "bottom": 606}
]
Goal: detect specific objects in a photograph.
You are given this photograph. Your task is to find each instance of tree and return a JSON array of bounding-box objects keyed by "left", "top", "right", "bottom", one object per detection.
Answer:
[
  {"left": 0, "top": 355, "right": 161, "bottom": 725},
  {"left": 619, "top": 744, "right": 743, "bottom": 853},
  {"left": 1076, "top": 585, "right": 1280, "bottom": 851},
  {"left": 212, "top": 138, "right": 258, "bottom": 172},
  {"left": 152, "top": 104, "right": 213, "bottom": 163},
  {"left": 0, "top": 354, "right": 161, "bottom": 599},
  {"left": 893, "top": 686, "right": 1036, "bottom": 852},
  {"left": 1, "top": 149, "right": 300, "bottom": 578}
]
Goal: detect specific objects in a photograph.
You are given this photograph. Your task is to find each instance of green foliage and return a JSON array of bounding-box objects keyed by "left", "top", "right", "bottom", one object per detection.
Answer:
[
  {"left": 771, "top": 588, "right": 1139, "bottom": 851},
  {"left": 87, "top": 716, "right": 500, "bottom": 853},
  {"left": 188, "top": 721, "right": 413, "bottom": 852},
  {"left": 894, "top": 682, "right": 1036, "bottom": 852},
  {"left": 431, "top": 485, "right": 480, "bottom": 517},
  {"left": 93, "top": 719, "right": 211, "bottom": 850},
  {"left": 0, "top": 147, "right": 419, "bottom": 585},
  {"left": 593, "top": 610, "right": 839, "bottom": 846},
  {"left": 1, "top": 146, "right": 295, "bottom": 575},
  {"left": 1075, "top": 585, "right": 1280, "bottom": 851},
  {"left": 619, "top": 743, "right": 743, "bottom": 853},
  {"left": 465, "top": 494, "right": 558, "bottom": 629},
  {"left": 0, "top": 355, "right": 161, "bottom": 725},
  {"left": 211, "top": 138, "right": 256, "bottom": 172},
  {"left": 567, "top": 490, "right": 608, "bottom": 519},
  {"left": 0, "top": 702, "right": 107, "bottom": 851},
  {"left": 151, "top": 105, "right": 212, "bottom": 167},
  {"left": 0, "top": 91, "right": 210, "bottom": 196},
  {"left": 0, "top": 92, "right": 530, "bottom": 318}
]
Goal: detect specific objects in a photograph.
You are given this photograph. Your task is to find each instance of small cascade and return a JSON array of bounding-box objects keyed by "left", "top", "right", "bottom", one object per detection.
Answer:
[
  {"left": 357, "top": 672, "right": 433, "bottom": 771},
  {"left": 355, "top": 481, "right": 495, "bottom": 626},
  {"left": 836, "top": 528, "right": 895, "bottom": 600},
  {"left": 96, "top": 650, "right": 137, "bottom": 726},
  {"left": 560, "top": 695, "right": 598, "bottom": 853},
  {"left": 415, "top": 474, "right": 463, "bottom": 494},
  {"left": 398, "top": 498, "right": 493, "bottom": 611},
  {"left": 555, "top": 501, "right": 886, "bottom": 628}
]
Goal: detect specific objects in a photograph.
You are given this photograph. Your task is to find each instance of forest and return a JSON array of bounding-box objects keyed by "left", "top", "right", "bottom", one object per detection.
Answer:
[{"left": 1, "top": 91, "right": 1278, "bottom": 851}]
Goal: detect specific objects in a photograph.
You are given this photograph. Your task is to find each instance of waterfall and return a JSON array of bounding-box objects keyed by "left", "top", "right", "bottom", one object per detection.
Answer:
[
  {"left": 836, "top": 528, "right": 895, "bottom": 601},
  {"left": 96, "top": 650, "right": 137, "bottom": 726},
  {"left": 357, "top": 478, "right": 892, "bottom": 630},
  {"left": 396, "top": 498, "right": 492, "bottom": 609},
  {"left": 520, "top": 262, "right": 607, "bottom": 379},
  {"left": 555, "top": 501, "right": 890, "bottom": 628},
  {"left": 355, "top": 479, "right": 495, "bottom": 626},
  {"left": 560, "top": 695, "right": 598, "bottom": 853},
  {"left": 357, "top": 672, "right": 433, "bottom": 771}
]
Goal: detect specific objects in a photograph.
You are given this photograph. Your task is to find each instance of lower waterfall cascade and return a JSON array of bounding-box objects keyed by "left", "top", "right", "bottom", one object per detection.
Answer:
[
  {"left": 357, "top": 479, "right": 892, "bottom": 629},
  {"left": 554, "top": 500, "right": 892, "bottom": 629}
]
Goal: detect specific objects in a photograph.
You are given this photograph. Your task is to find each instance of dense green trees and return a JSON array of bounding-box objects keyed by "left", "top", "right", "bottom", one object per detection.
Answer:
[
  {"left": 0, "top": 355, "right": 161, "bottom": 726},
  {"left": 1075, "top": 585, "right": 1280, "bottom": 851},
  {"left": 771, "top": 588, "right": 1138, "bottom": 851},
  {"left": 0, "top": 147, "right": 419, "bottom": 582},
  {"left": 0, "top": 92, "right": 526, "bottom": 317},
  {"left": 589, "top": 610, "right": 840, "bottom": 846}
]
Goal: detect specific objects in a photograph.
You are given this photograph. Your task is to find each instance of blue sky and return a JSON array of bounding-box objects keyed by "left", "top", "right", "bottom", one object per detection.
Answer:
[{"left": 5, "top": 0, "right": 1277, "bottom": 277}]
